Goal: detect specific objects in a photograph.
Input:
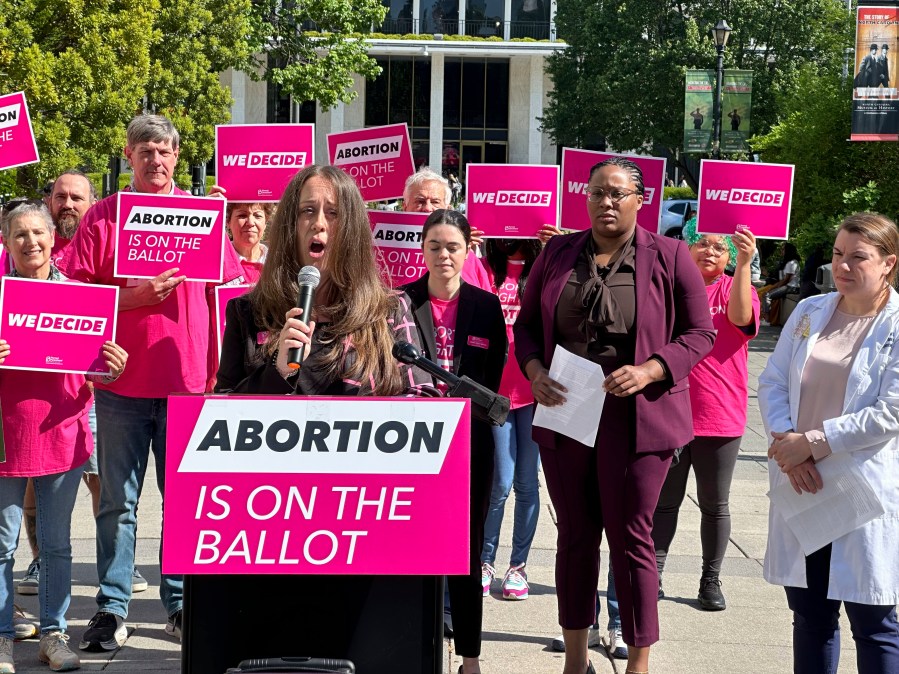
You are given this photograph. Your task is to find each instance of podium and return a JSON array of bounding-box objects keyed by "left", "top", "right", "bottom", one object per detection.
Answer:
[{"left": 164, "top": 395, "right": 471, "bottom": 674}]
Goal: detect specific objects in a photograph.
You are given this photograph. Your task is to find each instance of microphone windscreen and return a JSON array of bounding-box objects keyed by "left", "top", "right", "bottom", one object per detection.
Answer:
[
  {"left": 297, "top": 265, "right": 321, "bottom": 289},
  {"left": 392, "top": 340, "right": 421, "bottom": 364}
]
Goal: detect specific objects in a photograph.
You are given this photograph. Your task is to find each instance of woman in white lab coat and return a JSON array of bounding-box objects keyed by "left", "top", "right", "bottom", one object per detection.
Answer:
[{"left": 758, "top": 212, "right": 899, "bottom": 674}]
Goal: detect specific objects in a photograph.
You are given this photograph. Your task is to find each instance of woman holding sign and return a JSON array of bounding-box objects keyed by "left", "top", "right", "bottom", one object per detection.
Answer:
[
  {"left": 226, "top": 202, "right": 273, "bottom": 284},
  {"left": 758, "top": 213, "right": 899, "bottom": 673},
  {"left": 514, "top": 157, "right": 715, "bottom": 674},
  {"left": 0, "top": 202, "right": 127, "bottom": 673},
  {"left": 401, "top": 209, "right": 507, "bottom": 674}
]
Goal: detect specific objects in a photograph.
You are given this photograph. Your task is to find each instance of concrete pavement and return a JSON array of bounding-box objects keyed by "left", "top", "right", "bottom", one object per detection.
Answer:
[{"left": 5, "top": 325, "right": 862, "bottom": 672}]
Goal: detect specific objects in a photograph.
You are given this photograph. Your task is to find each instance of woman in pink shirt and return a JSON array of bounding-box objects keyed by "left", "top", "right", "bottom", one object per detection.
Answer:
[
  {"left": 652, "top": 217, "right": 759, "bottom": 611},
  {"left": 0, "top": 202, "right": 126, "bottom": 673},
  {"left": 226, "top": 202, "right": 273, "bottom": 285}
]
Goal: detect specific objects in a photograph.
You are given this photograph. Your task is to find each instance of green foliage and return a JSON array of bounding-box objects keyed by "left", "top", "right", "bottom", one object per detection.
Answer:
[
  {"left": 542, "top": 0, "right": 852, "bottom": 166},
  {"left": 664, "top": 187, "right": 697, "bottom": 200},
  {"left": 248, "top": 0, "right": 388, "bottom": 110}
]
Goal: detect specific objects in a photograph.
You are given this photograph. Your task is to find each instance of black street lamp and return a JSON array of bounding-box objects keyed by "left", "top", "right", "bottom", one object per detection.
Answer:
[{"left": 711, "top": 19, "right": 732, "bottom": 159}]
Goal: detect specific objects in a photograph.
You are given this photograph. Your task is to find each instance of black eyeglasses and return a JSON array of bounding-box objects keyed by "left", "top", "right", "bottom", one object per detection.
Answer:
[{"left": 586, "top": 188, "right": 641, "bottom": 204}]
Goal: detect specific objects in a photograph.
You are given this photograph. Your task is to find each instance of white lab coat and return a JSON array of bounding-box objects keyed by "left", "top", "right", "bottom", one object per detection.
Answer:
[{"left": 758, "top": 289, "right": 899, "bottom": 605}]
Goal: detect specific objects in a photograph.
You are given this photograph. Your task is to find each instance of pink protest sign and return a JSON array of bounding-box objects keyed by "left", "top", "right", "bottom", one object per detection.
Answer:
[
  {"left": 327, "top": 124, "right": 414, "bottom": 202},
  {"left": 696, "top": 160, "right": 795, "bottom": 239},
  {"left": 216, "top": 124, "right": 315, "bottom": 202},
  {"left": 214, "top": 284, "right": 251, "bottom": 360},
  {"left": 0, "top": 278, "right": 118, "bottom": 375},
  {"left": 162, "top": 395, "right": 471, "bottom": 575},
  {"left": 465, "top": 164, "right": 560, "bottom": 238},
  {"left": 114, "top": 192, "right": 226, "bottom": 282},
  {"left": 368, "top": 210, "right": 427, "bottom": 287},
  {"left": 560, "top": 148, "right": 666, "bottom": 233},
  {"left": 0, "top": 92, "right": 39, "bottom": 171}
]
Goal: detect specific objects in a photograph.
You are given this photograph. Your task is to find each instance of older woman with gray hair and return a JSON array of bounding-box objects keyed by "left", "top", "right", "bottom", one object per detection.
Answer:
[{"left": 0, "top": 201, "right": 127, "bottom": 672}]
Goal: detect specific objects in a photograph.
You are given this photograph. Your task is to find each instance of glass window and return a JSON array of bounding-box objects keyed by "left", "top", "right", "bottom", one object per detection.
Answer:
[
  {"left": 420, "top": 0, "right": 458, "bottom": 34},
  {"left": 364, "top": 57, "right": 430, "bottom": 128},
  {"left": 465, "top": 0, "right": 504, "bottom": 37},
  {"left": 484, "top": 142, "right": 507, "bottom": 163},
  {"left": 412, "top": 141, "right": 430, "bottom": 170},
  {"left": 413, "top": 59, "right": 432, "bottom": 127},
  {"left": 441, "top": 142, "right": 460, "bottom": 176},
  {"left": 461, "top": 61, "right": 485, "bottom": 127},
  {"left": 443, "top": 59, "right": 462, "bottom": 127},
  {"left": 511, "top": 0, "right": 549, "bottom": 38},
  {"left": 381, "top": 0, "right": 414, "bottom": 33},
  {"left": 485, "top": 61, "right": 509, "bottom": 128},
  {"left": 365, "top": 58, "right": 389, "bottom": 127},
  {"left": 388, "top": 58, "right": 413, "bottom": 125}
]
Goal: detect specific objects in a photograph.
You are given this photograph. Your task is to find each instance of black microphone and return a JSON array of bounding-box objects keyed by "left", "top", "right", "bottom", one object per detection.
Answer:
[
  {"left": 286, "top": 266, "right": 321, "bottom": 370},
  {"left": 392, "top": 341, "right": 510, "bottom": 426}
]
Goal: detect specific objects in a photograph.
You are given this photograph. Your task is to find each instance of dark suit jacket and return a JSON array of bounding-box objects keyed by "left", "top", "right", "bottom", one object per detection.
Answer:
[
  {"left": 401, "top": 275, "right": 508, "bottom": 450},
  {"left": 513, "top": 226, "right": 715, "bottom": 454}
]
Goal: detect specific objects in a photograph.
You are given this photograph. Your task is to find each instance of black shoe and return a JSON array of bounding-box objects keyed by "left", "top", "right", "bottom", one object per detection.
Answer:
[
  {"left": 165, "top": 609, "right": 182, "bottom": 641},
  {"left": 586, "top": 662, "right": 596, "bottom": 674},
  {"left": 697, "top": 576, "right": 726, "bottom": 611},
  {"left": 79, "top": 611, "right": 127, "bottom": 651},
  {"left": 658, "top": 577, "right": 665, "bottom": 600}
]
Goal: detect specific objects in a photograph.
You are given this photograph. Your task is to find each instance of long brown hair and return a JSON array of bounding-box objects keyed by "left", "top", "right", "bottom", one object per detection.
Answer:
[{"left": 250, "top": 165, "right": 403, "bottom": 395}]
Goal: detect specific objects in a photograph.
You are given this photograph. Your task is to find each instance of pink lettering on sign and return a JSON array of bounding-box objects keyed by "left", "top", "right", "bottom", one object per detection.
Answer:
[
  {"left": 115, "top": 192, "right": 226, "bottom": 282},
  {"left": 368, "top": 210, "right": 428, "bottom": 288},
  {"left": 465, "top": 164, "right": 560, "bottom": 238},
  {"left": 162, "top": 396, "right": 471, "bottom": 575},
  {"left": 0, "top": 278, "right": 119, "bottom": 375},
  {"left": 696, "top": 159, "right": 795, "bottom": 239},
  {"left": 0, "top": 92, "right": 39, "bottom": 171},
  {"left": 560, "top": 148, "right": 666, "bottom": 233},
  {"left": 328, "top": 124, "right": 415, "bottom": 202},
  {"left": 216, "top": 124, "right": 315, "bottom": 202}
]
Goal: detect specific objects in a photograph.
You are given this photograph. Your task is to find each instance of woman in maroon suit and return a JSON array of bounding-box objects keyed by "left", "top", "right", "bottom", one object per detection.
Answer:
[{"left": 513, "top": 157, "right": 715, "bottom": 674}]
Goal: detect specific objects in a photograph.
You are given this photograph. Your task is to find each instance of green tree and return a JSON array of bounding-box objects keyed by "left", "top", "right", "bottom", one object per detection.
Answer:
[
  {"left": 542, "top": 0, "right": 852, "bottom": 178},
  {"left": 0, "top": 0, "right": 157, "bottom": 192},
  {"left": 249, "top": 0, "right": 387, "bottom": 110}
]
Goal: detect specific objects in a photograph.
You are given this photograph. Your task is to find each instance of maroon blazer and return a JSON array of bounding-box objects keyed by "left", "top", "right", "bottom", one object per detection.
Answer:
[{"left": 513, "top": 226, "right": 715, "bottom": 454}]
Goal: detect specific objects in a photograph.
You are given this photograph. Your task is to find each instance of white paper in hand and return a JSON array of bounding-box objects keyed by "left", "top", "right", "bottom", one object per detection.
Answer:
[{"left": 532, "top": 345, "right": 606, "bottom": 446}]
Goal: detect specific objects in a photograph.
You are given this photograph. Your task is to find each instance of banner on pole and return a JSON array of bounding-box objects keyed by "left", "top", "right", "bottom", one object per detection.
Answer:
[
  {"left": 721, "top": 70, "right": 753, "bottom": 153},
  {"left": 684, "top": 70, "right": 715, "bottom": 153},
  {"left": 851, "top": 6, "right": 899, "bottom": 141}
]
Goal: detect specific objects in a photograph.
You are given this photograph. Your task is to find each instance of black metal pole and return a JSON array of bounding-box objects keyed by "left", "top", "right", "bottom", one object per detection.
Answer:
[{"left": 712, "top": 45, "right": 724, "bottom": 159}]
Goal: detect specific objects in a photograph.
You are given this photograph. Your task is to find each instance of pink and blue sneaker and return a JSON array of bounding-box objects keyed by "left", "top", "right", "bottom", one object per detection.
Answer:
[
  {"left": 501, "top": 564, "right": 529, "bottom": 600},
  {"left": 481, "top": 563, "right": 496, "bottom": 597}
]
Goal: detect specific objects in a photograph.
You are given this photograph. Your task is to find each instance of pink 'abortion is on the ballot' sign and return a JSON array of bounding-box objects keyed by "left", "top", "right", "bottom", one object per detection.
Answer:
[
  {"left": 560, "top": 148, "right": 666, "bottom": 233},
  {"left": 216, "top": 124, "right": 315, "bottom": 202},
  {"left": 465, "top": 164, "right": 560, "bottom": 238},
  {"left": 162, "top": 396, "right": 471, "bottom": 575},
  {"left": 115, "top": 192, "right": 226, "bottom": 282},
  {"left": 214, "top": 284, "right": 251, "bottom": 361},
  {"left": 697, "top": 159, "right": 795, "bottom": 239},
  {"left": 368, "top": 210, "right": 427, "bottom": 288},
  {"left": 0, "top": 91, "right": 39, "bottom": 171},
  {"left": 0, "top": 278, "right": 118, "bottom": 375},
  {"left": 328, "top": 124, "right": 415, "bottom": 202}
]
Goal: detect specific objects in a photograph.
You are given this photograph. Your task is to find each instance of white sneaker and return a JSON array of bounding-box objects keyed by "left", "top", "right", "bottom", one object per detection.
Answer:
[
  {"left": 606, "top": 627, "right": 628, "bottom": 659},
  {"left": 0, "top": 636, "right": 13, "bottom": 673},
  {"left": 551, "top": 625, "right": 601, "bottom": 652},
  {"left": 480, "top": 563, "right": 496, "bottom": 597},
  {"left": 39, "top": 632, "right": 80, "bottom": 671}
]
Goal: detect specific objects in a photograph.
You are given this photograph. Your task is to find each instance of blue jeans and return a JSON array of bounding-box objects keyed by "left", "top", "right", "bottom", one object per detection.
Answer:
[
  {"left": 0, "top": 465, "right": 84, "bottom": 638},
  {"left": 785, "top": 545, "right": 899, "bottom": 673},
  {"left": 480, "top": 406, "right": 540, "bottom": 567},
  {"left": 94, "top": 389, "right": 181, "bottom": 618},
  {"left": 596, "top": 567, "right": 621, "bottom": 631}
]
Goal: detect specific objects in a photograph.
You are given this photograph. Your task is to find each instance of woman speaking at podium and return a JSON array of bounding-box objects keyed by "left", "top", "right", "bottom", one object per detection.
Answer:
[{"left": 401, "top": 209, "right": 507, "bottom": 674}]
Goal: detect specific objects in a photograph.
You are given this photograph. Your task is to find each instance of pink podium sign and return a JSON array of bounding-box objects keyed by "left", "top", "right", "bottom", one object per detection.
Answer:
[
  {"left": 214, "top": 284, "right": 251, "bottom": 360},
  {"left": 697, "top": 160, "right": 795, "bottom": 239},
  {"left": 465, "top": 164, "right": 560, "bottom": 238},
  {"left": 216, "top": 124, "right": 315, "bottom": 202},
  {"left": 560, "top": 148, "right": 666, "bottom": 233},
  {"left": 327, "top": 124, "right": 414, "bottom": 202},
  {"left": 0, "top": 278, "right": 118, "bottom": 375},
  {"left": 368, "top": 210, "right": 427, "bottom": 287},
  {"left": 0, "top": 91, "right": 39, "bottom": 171},
  {"left": 114, "top": 192, "right": 226, "bottom": 282},
  {"left": 162, "top": 396, "right": 471, "bottom": 575}
]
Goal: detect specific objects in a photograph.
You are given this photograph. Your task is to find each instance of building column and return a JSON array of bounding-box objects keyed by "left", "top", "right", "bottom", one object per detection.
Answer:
[
  {"left": 549, "top": 0, "right": 557, "bottom": 40},
  {"left": 503, "top": 0, "right": 512, "bottom": 40},
  {"left": 429, "top": 52, "right": 445, "bottom": 171},
  {"left": 459, "top": 0, "right": 467, "bottom": 35},
  {"left": 230, "top": 70, "right": 246, "bottom": 123},
  {"left": 528, "top": 54, "right": 544, "bottom": 164},
  {"left": 413, "top": 0, "right": 421, "bottom": 33}
]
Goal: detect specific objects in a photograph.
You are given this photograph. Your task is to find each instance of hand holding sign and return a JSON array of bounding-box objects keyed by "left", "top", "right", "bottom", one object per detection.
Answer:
[
  {"left": 0, "top": 339, "right": 9, "bottom": 363},
  {"left": 124, "top": 268, "right": 187, "bottom": 309},
  {"left": 98, "top": 342, "right": 128, "bottom": 383},
  {"left": 731, "top": 226, "right": 756, "bottom": 266}
]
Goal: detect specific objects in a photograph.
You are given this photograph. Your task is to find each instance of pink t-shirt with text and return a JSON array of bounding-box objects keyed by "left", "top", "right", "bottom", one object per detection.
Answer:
[
  {"left": 58, "top": 188, "right": 211, "bottom": 398},
  {"left": 689, "top": 274, "right": 760, "bottom": 437},
  {"left": 429, "top": 295, "right": 459, "bottom": 394}
]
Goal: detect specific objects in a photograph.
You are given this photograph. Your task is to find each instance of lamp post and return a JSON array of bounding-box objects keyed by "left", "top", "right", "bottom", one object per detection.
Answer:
[{"left": 711, "top": 19, "right": 732, "bottom": 159}]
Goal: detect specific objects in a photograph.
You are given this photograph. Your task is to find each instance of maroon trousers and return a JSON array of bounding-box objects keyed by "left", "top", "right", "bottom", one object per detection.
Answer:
[{"left": 540, "top": 395, "right": 674, "bottom": 647}]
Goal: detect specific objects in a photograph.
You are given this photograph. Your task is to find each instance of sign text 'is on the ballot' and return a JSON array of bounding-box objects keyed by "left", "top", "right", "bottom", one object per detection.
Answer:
[
  {"left": 368, "top": 210, "right": 428, "bottom": 288},
  {"left": 327, "top": 123, "right": 415, "bottom": 202}
]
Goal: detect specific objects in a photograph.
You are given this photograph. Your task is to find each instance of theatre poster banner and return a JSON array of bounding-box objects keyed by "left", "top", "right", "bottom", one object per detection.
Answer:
[
  {"left": 852, "top": 6, "right": 899, "bottom": 141},
  {"left": 684, "top": 70, "right": 715, "bottom": 153},
  {"left": 721, "top": 70, "right": 753, "bottom": 153}
]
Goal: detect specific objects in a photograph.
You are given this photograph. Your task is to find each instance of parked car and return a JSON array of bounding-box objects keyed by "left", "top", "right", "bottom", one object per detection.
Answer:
[{"left": 659, "top": 199, "right": 697, "bottom": 238}]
